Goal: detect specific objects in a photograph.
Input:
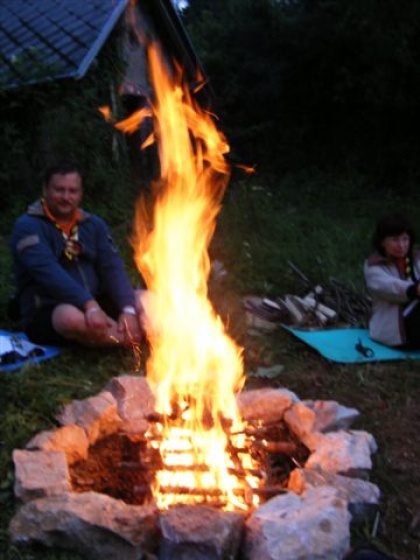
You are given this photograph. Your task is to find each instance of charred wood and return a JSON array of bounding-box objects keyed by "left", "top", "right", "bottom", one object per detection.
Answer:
[{"left": 254, "top": 441, "right": 297, "bottom": 455}]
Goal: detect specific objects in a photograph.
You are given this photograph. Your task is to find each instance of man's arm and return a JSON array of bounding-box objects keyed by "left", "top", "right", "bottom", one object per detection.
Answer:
[
  {"left": 91, "top": 216, "right": 137, "bottom": 310},
  {"left": 11, "top": 217, "right": 93, "bottom": 309}
]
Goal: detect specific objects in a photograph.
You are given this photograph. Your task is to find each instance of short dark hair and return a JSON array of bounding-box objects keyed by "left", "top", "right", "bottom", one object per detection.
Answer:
[
  {"left": 42, "top": 161, "right": 84, "bottom": 186},
  {"left": 372, "top": 213, "right": 416, "bottom": 256}
]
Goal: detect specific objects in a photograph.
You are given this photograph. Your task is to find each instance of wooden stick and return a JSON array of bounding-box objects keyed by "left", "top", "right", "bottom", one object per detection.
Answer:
[{"left": 254, "top": 441, "right": 296, "bottom": 455}]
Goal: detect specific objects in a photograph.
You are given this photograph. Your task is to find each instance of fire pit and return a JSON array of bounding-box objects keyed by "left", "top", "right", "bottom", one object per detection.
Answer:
[
  {"left": 9, "top": 375, "right": 380, "bottom": 560},
  {"left": 69, "top": 397, "right": 309, "bottom": 509},
  {"left": 8, "top": 37, "right": 380, "bottom": 560}
]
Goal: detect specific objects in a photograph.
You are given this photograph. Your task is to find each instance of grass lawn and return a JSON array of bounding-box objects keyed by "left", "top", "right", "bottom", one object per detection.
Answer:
[{"left": 1, "top": 170, "right": 420, "bottom": 559}]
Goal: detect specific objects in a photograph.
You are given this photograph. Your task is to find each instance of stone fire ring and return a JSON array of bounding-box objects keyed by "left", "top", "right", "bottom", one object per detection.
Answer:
[{"left": 9, "top": 375, "right": 380, "bottom": 560}]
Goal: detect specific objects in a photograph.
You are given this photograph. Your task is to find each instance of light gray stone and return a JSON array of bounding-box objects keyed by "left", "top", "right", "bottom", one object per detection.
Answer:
[
  {"left": 56, "top": 390, "right": 122, "bottom": 444},
  {"left": 105, "top": 374, "right": 155, "bottom": 434},
  {"left": 304, "top": 430, "right": 378, "bottom": 473},
  {"left": 159, "top": 504, "right": 245, "bottom": 560},
  {"left": 244, "top": 487, "right": 351, "bottom": 560},
  {"left": 13, "top": 449, "right": 71, "bottom": 503},
  {"left": 9, "top": 492, "right": 159, "bottom": 560},
  {"left": 304, "top": 400, "right": 360, "bottom": 432},
  {"left": 284, "top": 400, "right": 360, "bottom": 441},
  {"left": 237, "top": 388, "right": 299, "bottom": 424},
  {"left": 26, "top": 424, "right": 89, "bottom": 464},
  {"left": 288, "top": 468, "right": 380, "bottom": 524},
  {"left": 283, "top": 401, "right": 316, "bottom": 440}
]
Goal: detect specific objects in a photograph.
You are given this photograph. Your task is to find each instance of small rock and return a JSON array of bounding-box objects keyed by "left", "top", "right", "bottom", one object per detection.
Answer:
[
  {"left": 13, "top": 449, "right": 71, "bottom": 503},
  {"left": 56, "top": 390, "right": 122, "bottom": 445},
  {"left": 9, "top": 492, "right": 159, "bottom": 560},
  {"left": 237, "top": 387, "right": 299, "bottom": 424},
  {"left": 304, "top": 430, "right": 378, "bottom": 474},
  {"left": 26, "top": 425, "right": 89, "bottom": 464},
  {"left": 160, "top": 504, "right": 245, "bottom": 560},
  {"left": 244, "top": 486, "right": 351, "bottom": 560}
]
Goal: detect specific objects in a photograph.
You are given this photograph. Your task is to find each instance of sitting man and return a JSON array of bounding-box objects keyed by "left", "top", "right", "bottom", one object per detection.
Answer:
[{"left": 9, "top": 161, "right": 144, "bottom": 348}]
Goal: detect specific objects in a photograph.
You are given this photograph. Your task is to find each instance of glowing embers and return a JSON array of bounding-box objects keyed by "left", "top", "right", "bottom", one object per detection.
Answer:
[{"left": 144, "top": 402, "right": 309, "bottom": 512}]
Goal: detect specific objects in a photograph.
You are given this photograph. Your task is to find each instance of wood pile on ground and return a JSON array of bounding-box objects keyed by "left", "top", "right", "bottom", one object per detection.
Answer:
[{"left": 244, "top": 262, "right": 371, "bottom": 330}]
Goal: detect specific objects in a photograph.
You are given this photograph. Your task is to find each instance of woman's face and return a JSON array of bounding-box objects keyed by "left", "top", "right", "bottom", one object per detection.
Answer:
[{"left": 381, "top": 232, "right": 411, "bottom": 259}]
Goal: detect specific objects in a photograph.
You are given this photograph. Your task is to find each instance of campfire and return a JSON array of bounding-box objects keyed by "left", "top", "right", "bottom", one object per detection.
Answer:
[
  {"left": 142, "top": 405, "right": 307, "bottom": 511},
  {"left": 10, "top": 378, "right": 380, "bottom": 559},
  {"left": 115, "top": 41, "right": 255, "bottom": 512},
  {"left": 9, "top": 39, "right": 381, "bottom": 560},
  {"left": 68, "top": 401, "right": 310, "bottom": 511}
]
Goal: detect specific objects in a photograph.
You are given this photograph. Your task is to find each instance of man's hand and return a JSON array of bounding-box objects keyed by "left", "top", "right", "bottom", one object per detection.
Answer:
[
  {"left": 85, "top": 306, "right": 113, "bottom": 337},
  {"left": 117, "top": 309, "right": 143, "bottom": 345}
]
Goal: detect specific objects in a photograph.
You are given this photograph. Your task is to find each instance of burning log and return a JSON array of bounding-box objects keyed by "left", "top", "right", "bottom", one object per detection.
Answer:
[
  {"left": 133, "top": 482, "right": 287, "bottom": 506},
  {"left": 227, "top": 440, "right": 296, "bottom": 457},
  {"left": 146, "top": 398, "right": 195, "bottom": 424},
  {"left": 147, "top": 485, "right": 257, "bottom": 501},
  {"left": 254, "top": 440, "right": 297, "bottom": 455},
  {"left": 158, "top": 486, "right": 223, "bottom": 496},
  {"left": 231, "top": 419, "right": 294, "bottom": 437},
  {"left": 147, "top": 406, "right": 233, "bottom": 432},
  {"left": 126, "top": 433, "right": 149, "bottom": 443},
  {"left": 253, "top": 486, "right": 288, "bottom": 499},
  {"left": 134, "top": 462, "right": 264, "bottom": 480},
  {"left": 146, "top": 412, "right": 167, "bottom": 424},
  {"left": 228, "top": 467, "right": 265, "bottom": 478},
  {"left": 152, "top": 464, "right": 212, "bottom": 472},
  {"left": 146, "top": 409, "right": 184, "bottom": 424},
  {"left": 231, "top": 424, "right": 282, "bottom": 438},
  {"left": 133, "top": 484, "right": 225, "bottom": 498}
]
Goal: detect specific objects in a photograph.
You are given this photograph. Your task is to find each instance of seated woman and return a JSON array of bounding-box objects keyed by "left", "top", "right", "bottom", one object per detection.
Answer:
[{"left": 364, "top": 213, "right": 420, "bottom": 348}]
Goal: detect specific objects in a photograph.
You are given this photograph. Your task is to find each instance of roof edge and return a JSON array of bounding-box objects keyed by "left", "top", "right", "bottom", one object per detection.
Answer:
[{"left": 75, "top": 0, "right": 130, "bottom": 80}]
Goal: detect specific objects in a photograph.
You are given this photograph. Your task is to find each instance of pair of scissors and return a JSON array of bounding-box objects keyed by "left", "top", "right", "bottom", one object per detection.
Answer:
[{"left": 355, "top": 338, "right": 375, "bottom": 358}]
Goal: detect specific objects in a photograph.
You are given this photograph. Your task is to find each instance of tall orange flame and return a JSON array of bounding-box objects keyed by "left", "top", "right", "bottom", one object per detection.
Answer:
[{"left": 119, "top": 44, "right": 255, "bottom": 510}]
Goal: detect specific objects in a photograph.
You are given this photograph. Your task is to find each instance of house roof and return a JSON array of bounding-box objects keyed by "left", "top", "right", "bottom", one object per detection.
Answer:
[
  {"left": 0, "top": 0, "right": 210, "bottom": 101},
  {"left": 0, "top": 0, "right": 130, "bottom": 88}
]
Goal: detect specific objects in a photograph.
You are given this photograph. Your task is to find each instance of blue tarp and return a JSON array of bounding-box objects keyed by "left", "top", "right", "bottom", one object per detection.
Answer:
[
  {"left": 0, "top": 330, "right": 61, "bottom": 372},
  {"left": 282, "top": 326, "right": 420, "bottom": 364}
]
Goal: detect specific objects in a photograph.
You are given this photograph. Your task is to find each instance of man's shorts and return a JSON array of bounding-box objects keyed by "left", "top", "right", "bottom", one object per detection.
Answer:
[
  {"left": 25, "top": 305, "right": 70, "bottom": 346},
  {"left": 24, "top": 297, "right": 120, "bottom": 346}
]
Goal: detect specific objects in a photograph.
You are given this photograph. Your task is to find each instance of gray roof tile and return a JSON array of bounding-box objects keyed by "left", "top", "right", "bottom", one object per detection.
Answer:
[{"left": 0, "top": 0, "right": 129, "bottom": 87}]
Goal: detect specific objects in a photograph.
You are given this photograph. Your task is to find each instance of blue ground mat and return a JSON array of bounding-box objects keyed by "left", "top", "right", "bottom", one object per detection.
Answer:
[
  {"left": 281, "top": 326, "right": 420, "bottom": 363},
  {"left": 0, "top": 330, "right": 61, "bottom": 372}
]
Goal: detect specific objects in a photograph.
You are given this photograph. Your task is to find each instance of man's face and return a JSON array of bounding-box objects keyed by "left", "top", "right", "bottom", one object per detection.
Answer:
[{"left": 43, "top": 172, "right": 83, "bottom": 221}]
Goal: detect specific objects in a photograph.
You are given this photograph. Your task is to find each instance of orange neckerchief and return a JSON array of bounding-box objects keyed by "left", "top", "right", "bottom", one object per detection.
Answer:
[
  {"left": 42, "top": 198, "right": 82, "bottom": 260},
  {"left": 41, "top": 198, "right": 80, "bottom": 235}
]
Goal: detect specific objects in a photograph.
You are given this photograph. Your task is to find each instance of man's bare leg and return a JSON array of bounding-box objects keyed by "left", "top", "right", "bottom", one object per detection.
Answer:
[{"left": 52, "top": 304, "right": 124, "bottom": 347}]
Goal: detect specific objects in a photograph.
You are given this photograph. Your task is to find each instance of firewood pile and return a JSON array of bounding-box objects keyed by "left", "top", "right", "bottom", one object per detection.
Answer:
[{"left": 244, "top": 262, "right": 372, "bottom": 330}]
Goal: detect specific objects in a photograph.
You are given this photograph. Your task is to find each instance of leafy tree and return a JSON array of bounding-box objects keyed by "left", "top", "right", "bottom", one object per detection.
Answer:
[
  {"left": 183, "top": 0, "right": 420, "bottom": 187},
  {"left": 183, "top": 0, "right": 287, "bottom": 167},
  {"left": 0, "top": 25, "right": 137, "bottom": 234}
]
